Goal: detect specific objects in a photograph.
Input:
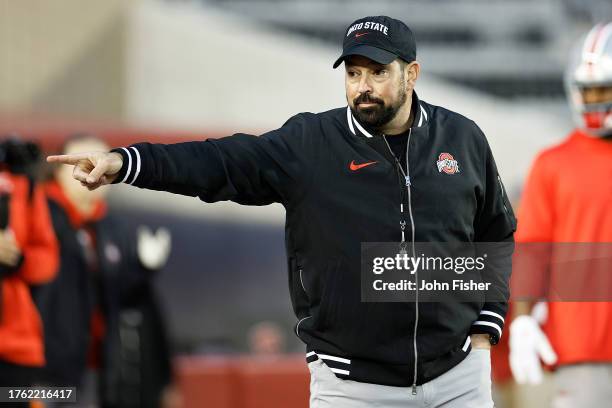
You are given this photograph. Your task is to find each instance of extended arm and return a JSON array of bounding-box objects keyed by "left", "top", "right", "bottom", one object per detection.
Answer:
[{"left": 48, "top": 114, "right": 317, "bottom": 207}]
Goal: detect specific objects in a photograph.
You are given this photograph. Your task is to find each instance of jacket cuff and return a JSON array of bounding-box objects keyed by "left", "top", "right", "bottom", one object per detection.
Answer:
[
  {"left": 110, "top": 147, "right": 142, "bottom": 185},
  {"left": 469, "top": 303, "right": 506, "bottom": 345}
]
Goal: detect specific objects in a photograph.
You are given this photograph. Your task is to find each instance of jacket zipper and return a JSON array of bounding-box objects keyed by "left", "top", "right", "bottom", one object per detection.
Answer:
[{"left": 383, "top": 129, "right": 419, "bottom": 395}]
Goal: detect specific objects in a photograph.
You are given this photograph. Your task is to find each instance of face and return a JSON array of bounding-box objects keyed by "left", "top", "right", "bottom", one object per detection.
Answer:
[
  {"left": 248, "top": 322, "right": 285, "bottom": 355},
  {"left": 581, "top": 85, "right": 612, "bottom": 105},
  {"left": 345, "top": 55, "right": 418, "bottom": 129},
  {"left": 56, "top": 137, "right": 110, "bottom": 206}
]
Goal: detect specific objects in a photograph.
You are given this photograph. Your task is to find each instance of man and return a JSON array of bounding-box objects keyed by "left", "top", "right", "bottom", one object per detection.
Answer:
[
  {"left": 49, "top": 16, "right": 516, "bottom": 407},
  {"left": 0, "top": 138, "right": 59, "bottom": 391},
  {"left": 509, "top": 22, "right": 612, "bottom": 407},
  {"left": 36, "top": 134, "right": 173, "bottom": 407}
]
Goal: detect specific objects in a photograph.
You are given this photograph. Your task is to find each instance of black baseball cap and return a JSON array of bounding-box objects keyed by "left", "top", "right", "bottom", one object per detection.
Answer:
[{"left": 333, "top": 16, "right": 417, "bottom": 69}]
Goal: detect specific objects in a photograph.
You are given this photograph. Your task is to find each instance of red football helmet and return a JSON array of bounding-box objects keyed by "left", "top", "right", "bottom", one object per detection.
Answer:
[{"left": 566, "top": 22, "right": 612, "bottom": 136}]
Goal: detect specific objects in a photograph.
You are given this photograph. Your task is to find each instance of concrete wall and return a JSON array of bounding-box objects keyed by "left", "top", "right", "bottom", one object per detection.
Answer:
[
  {"left": 124, "top": 1, "right": 346, "bottom": 132},
  {"left": 0, "top": 0, "right": 133, "bottom": 118}
]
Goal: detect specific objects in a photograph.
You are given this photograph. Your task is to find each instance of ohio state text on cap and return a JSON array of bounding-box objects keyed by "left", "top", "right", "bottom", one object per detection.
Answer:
[{"left": 333, "top": 16, "right": 417, "bottom": 69}]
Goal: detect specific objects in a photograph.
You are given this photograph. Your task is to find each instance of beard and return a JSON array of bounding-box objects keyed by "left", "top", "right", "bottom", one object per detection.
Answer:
[{"left": 350, "top": 83, "right": 408, "bottom": 130}]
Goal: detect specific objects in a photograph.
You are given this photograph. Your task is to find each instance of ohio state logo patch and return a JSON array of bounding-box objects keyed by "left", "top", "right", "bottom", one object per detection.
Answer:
[{"left": 436, "top": 153, "right": 460, "bottom": 174}]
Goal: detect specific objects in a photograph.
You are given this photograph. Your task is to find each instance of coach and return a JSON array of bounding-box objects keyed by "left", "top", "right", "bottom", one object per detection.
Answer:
[{"left": 49, "top": 16, "right": 516, "bottom": 408}]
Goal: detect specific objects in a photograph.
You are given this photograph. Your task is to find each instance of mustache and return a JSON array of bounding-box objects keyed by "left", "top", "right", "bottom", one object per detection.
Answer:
[{"left": 354, "top": 94, "right": 384, "bottom": 106}]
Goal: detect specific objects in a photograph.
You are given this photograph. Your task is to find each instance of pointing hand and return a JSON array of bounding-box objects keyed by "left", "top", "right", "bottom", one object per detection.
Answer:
[{"left": 47, "top": 151, "right": 124, "bottom": 190}]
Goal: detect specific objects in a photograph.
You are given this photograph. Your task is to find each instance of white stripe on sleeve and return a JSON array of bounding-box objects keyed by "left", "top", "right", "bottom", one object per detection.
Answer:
[
  {"left": 480, "top": 310, "right": 505, "bottom": 323},
  {"left": 128, "top": 146, "right": 141, "bottom": 185},
  {"left": 472, "top": 321, "right": 502, "bottom": 338},
  {"left": 317, "top": 354, "right": 351, "bottom": 365},
  {"left": 329, "top": 368, "right": 350, "bottom": 375},
  {"left": 119, "top": 147, "right": 133, "bottom": 184}
]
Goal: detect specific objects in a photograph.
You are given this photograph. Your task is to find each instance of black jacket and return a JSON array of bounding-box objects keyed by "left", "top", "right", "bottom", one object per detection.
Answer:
[
  {"left": 111, "top": 94, "right": 516, "bottom": 387},
  {"left": 33, "top": 197, "right": 171, "bottom": 407}
]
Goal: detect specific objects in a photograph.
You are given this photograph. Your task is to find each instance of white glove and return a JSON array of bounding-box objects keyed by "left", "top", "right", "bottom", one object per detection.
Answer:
[
  {"left": 531, "top": 301, "right": 548, "bottom": 325},
  {"left": 137, "top": 226, "right": 171, "bottom": 270},
  {"left": 509, "top": 315, "right": 557, "bottom": 385}
]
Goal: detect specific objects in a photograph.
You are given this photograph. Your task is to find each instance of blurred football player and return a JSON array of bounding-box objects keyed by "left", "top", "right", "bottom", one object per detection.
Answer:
[{"left": 510, "top": 22, "right": 612, "bottom": 407}]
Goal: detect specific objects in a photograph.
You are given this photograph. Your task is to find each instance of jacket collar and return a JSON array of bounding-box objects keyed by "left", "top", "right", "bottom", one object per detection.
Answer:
[
  {"left": 346, "top": 92, "right": 429, "bottom": 139},
  {"left": 45, "top": 181, "right": 107, "bottom": 228}
]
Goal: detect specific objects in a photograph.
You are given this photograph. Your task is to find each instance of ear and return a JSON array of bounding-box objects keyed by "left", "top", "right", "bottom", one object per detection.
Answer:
[{"left": 406, "top": 61, "right": 420, "bottom": 86}]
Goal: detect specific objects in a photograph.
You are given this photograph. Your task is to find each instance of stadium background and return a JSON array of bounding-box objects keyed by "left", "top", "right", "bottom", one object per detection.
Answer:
[{"left": 1, "top": 0, "right": 611, "bottom": 406}]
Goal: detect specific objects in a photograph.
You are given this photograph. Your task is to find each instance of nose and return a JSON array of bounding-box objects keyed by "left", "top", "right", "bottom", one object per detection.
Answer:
[{"left": 357, "top": 73, "right": 373, "bottom": 94}]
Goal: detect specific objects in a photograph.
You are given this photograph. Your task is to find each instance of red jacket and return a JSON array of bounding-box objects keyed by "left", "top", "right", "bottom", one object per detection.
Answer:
[
  {"left": 516, "top": 129, "right": 612, "bottom": 365},
  {"left": 0, "top": 172, "right": 59, "bottom": 366}
]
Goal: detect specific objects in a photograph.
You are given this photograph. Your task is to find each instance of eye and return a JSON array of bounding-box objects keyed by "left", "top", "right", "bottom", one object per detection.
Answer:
[
  {"left": 347, "top": 70, "right": 359, "bottom": 78},
  {"left": 374, "top": 69, "right": 387, "bottom": 76}
]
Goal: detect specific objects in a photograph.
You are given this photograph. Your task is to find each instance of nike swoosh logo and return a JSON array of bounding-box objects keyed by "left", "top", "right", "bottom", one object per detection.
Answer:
[
  {"left": 349, "top": 160, "right": 377, "bottom": 171},
  {"left": 355, "top": 32, "right": 369, "bottom": 38}
]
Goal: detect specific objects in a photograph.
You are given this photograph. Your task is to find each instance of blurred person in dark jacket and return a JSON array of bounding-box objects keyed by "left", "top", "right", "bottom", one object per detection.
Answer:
[
  {"left": 0, "top": 138, "right": 59, "bottom": 400},
  {"left": 34, "top": 134, "right": 173, "bottom": 407}
]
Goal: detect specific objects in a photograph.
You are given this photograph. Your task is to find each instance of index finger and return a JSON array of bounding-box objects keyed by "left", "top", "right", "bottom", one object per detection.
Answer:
[{"left": 46, "top": 153, "right": 90, "bottom": 165}]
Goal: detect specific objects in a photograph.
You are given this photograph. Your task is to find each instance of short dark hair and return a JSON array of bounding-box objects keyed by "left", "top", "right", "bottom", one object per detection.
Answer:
[{"left": 397, "top": 58, "right": 410, "bottom": 82}]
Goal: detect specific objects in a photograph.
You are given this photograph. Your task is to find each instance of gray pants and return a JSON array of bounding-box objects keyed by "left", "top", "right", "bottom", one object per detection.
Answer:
[
  {"left": 552, "top": 364, "right": 612, "bottom": 408},
  {"left": 309, "top": 348, "right": 493, "bottom": 408}
]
